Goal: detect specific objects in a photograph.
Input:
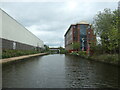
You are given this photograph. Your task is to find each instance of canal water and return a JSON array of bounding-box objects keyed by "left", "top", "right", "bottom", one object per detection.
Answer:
[{"left": 2, "top": 54, "right": 119, "bottom": 88}]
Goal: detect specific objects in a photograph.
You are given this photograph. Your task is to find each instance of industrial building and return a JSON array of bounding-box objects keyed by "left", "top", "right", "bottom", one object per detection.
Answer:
[
  {"left": 64, "top": 21, "right": 96, "bottom": 52},
  {"left": 0, "top": 9, "right": 44, "bottom": 51}
]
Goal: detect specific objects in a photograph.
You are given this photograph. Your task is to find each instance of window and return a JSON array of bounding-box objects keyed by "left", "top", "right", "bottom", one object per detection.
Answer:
[
  {"left": 88, "top": 32, "right": 90, "bottom": 34},
  {"left": 70, "top": 30, "right": 72, "bottom": 35},
  {"left": 13, "top": 42, "right": 16, "bottom": 50},
  {"left": 80, "top": 25, "right": 87, "bottom": 51},
  {"left": 88, "top": 25, "right": 90, "bottom": 29},
  {"left": 80, "top": 25, "right": 87, "bottom": 35},
  {"left": 73, "top": 26, "right": 76, "bottom": 28}
]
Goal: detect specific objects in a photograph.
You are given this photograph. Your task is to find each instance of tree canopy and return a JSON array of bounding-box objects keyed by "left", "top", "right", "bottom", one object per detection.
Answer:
[
  {"left": 72, "top": 42, "right": 80, "bottom": 50},
  {"left": 93, "top": 8, "right": 119, "bottom": 53}
]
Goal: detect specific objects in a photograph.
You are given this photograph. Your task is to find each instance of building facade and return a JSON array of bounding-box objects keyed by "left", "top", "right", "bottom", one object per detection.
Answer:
[
  {"left": 64, "top": 21, "right": 96, "bottom": 52},
  {"left": 0, "top": 9, "right": 44, "bottom": 51}
]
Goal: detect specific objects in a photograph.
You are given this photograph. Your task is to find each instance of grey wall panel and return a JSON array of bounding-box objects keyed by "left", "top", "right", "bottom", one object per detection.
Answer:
[
  {"left": 2, "top": 38, "right": 38, "bottom": 51},
  {"left": 2, "top": 38, "right": 13, "bottom": 50},
  {"left": 0, "top": 38, "right": 2, "bottom": 50},
  {"left": 16, "top": 42, "right": 35, "bottom": 50}
]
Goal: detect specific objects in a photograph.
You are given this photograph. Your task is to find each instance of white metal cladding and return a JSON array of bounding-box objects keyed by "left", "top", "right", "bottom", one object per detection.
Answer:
[
  {"left": 0, "top": 9, "right": 44, "bottom": 48},
  {"left": 0, "top": 9, "right": 2, "bottom": 38},
  {"left": 0, "top": 9, "right": 2, "bottom": 50}
]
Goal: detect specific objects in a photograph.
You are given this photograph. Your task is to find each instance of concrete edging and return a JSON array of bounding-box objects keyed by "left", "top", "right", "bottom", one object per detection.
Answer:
[{"left": 0, "top": 53, "right": 48, "bottom": 64}]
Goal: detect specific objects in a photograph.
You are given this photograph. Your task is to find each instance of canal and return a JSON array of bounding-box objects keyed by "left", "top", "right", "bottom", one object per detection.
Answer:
[{"left": 2, "top": 54, "right": 119, "bottom": 88}]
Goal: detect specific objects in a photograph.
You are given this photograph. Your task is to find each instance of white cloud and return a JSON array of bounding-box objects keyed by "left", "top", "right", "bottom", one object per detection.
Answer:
[
  {"left": 0, "top": 1, "right": 118, "bottom": 47},
  {"left": 1, "top": 0, "right": 119, "bottom": 2}
]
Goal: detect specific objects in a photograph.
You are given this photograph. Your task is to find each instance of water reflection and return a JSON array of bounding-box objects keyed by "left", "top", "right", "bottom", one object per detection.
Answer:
[{"left": 64, "top": 54, "right": 119, "bottom": 88}]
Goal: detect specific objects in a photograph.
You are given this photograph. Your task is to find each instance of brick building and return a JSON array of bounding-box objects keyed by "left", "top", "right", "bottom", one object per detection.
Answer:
[{"left": 64, "top": 21, "right": 96, "bottom": 53}]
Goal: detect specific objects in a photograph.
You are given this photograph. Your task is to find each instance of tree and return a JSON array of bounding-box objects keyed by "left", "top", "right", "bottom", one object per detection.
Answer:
[
  {"left": 58, "top": 46, "right": 64, "bottom": 50},
  {"left": 112, "top": 9, "right": 119, "bottom": 53},
  {"left": 90, "top": 42, "right": 103, "bottom": 55},
  {"left": 72, "top": 42, "right": 80, "bottom": 51},
  {"left": 44, "top": 45, "right": 49, "bottom": 51},
  {"left": 93, "top": 8, "right": 119, "bottom": 54}
]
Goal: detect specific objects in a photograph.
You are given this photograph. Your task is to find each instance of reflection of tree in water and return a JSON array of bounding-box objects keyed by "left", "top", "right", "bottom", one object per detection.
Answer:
[
  {"left": 64, "top": 55, "right": 91, "bottom": 88},
  {"left": 64, "top": 55, "right": 119, "bottom": 88}
]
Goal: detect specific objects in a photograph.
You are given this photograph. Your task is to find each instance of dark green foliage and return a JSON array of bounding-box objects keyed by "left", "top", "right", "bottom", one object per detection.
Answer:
[
  {"left": 2, "top": 50, "right": 41, "bottom": 59},
  {"left": 89, "top": 8, "right": 119, "bottom": 64},
  {"left": 70, "top": 51, "right": 86, "bottom": 56},
  {"left": 90, "top": 43, "right": 103, "bottom": 55},
  {"left": 72, "top": 42, "right": 80, "bottom": 50},
  {"left": 93, "top": 8, "right": 119, "bottom": 54},
  {"left": 70, "top": 52, "right": 78, "bottom": 56},
  {"left": 78, "top": 51, "right": 86, "bottom": 56},
  {"left": 58, "top": 46, "right": 64, "bottom": 50},
  {"left": 59, "top": 47, "right": 68, "bottom": 54},
  {"left": 91, "top": 54, "right": 119, "bottom": 64},
  {"left": 44, "top": 45, "right": 49, "bottom": 52},
  {"left": 60, "top": 50, "right": 68, "bottom": 54}
]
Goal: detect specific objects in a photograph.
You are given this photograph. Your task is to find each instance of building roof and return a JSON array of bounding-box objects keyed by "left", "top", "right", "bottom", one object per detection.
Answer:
[
  {"left": 64, "top": 24, "right": 75, "bottom": 36},
  {"left": 64, "top": 21, "right": 90, "bottom": 37},
  {"left": 76, "top": 21, "right": 89, "bottom": 24}
]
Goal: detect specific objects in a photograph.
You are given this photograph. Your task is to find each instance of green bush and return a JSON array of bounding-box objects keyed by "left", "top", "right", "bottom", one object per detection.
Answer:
[
  {"left": 60, "top": 50, "right": 68, "bottom": 54},
  {"left": 70, "top": 52, "right": 78, "bottom": 56},
  {"left": 91, "top": 54, "right": 119, "bottom": 64},
  {"left": 2, "top": 50, "right": 41, "bottom": 59},
  {"left": 78, "top": 51, "right": 87, "bottom": 56}
]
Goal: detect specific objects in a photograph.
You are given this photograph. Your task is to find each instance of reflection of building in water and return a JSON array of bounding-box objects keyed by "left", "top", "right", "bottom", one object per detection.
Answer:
[
  {"left": 64, "top": 21, "right": 96, "bottom": 53},
  {"left": 0, "top": 9, "right": 44, "bottom": 51}
]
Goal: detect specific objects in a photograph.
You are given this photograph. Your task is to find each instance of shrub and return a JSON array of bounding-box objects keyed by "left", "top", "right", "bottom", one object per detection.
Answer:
[
  {"left": 91, "top": 54, "right": 119, "bottom": 64},
  {"left": 78, "top": 51, "right": 87, "bottom": 56},
  {"left": 2, "top": 50, "right": 41, "bottom": 59},
  {"left": 60, "top": 50, "right": 68, "bottom": 54},
  {"left": 70, "top": 52, "right": 78, "bottom": 56}
]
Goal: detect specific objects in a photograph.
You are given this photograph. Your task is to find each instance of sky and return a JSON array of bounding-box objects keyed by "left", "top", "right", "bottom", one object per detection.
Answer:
[{"left": 0, "top": 0, "right": 119, "bottom": 47}]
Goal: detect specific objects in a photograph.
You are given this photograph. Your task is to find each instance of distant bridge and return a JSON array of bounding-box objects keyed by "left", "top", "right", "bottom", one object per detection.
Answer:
[{"left": 49, "top": 48, "right": 60, "bottom": 54}]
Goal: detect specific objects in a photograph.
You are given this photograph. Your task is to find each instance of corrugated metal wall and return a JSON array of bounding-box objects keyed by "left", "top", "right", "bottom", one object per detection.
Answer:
[{"left": 0, "top": 9, "right": 44, "bottom": 50}]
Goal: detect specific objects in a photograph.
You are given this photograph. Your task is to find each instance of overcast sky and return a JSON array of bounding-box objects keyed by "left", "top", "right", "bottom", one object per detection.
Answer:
[{"left": 0, "top": 0, "right": 118, "bottom": 47}]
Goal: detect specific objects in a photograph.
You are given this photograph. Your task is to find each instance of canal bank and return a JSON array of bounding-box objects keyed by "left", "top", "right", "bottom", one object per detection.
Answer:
[
  {"left": 87, "top": 55, "right": 119, "bottom": 67},
  {"left": 69, "top": 53, "right": 119, "bottom": 67},
  {"left": 0, "top": 53, "right": 48, "bottom": 64}
]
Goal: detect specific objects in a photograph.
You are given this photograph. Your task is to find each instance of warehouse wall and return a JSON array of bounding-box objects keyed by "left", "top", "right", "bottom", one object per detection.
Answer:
[
  {"left": 0, "top": 9, "right": 44, "bottom": 50},
  {"left": 0, "top": 9, "right": 2, "bottom": 50}
]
